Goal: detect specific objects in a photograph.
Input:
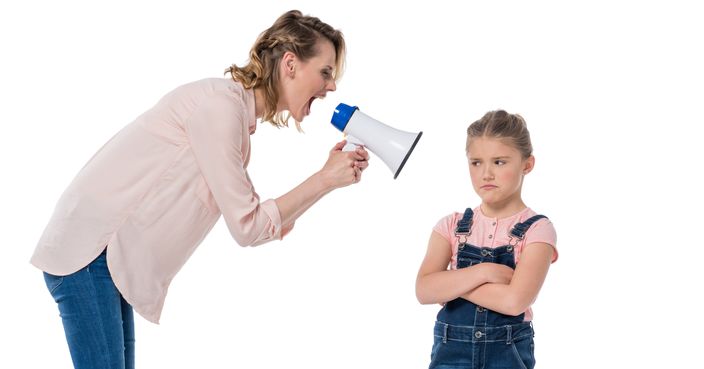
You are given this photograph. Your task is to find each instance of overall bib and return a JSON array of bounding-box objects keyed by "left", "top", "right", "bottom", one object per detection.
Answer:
[{"left": 429, "top": 208, "right": 547, "bottom": 369}]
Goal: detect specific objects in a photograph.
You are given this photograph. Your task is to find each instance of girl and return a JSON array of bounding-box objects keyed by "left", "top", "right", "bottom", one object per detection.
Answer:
[
  {"left": 32, "top": 10, "right": 369, "bottom": 369},
  {"left": 416, "top": 110, "right": 557, "bottom": 369}
]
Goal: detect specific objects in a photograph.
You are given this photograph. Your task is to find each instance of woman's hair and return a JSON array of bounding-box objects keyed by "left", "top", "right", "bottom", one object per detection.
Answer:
[
  {"left": 226, "top": 10, "right": 346, "bottom": 128},
  {"left": 466, "top": 110, "right": 533, "bottom": 159}
]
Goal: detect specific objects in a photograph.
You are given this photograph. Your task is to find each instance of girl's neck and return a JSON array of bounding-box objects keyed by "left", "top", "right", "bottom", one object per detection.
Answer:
[{"left": 480, "top": 198, "right": 527, "bottom": 219}]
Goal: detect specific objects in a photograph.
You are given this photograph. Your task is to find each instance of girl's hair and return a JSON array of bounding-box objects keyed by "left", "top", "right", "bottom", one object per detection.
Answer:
[
  {"left": 225, "top": 10, "right": 346, "bottom": 128},
  {"left": 466, "top": 110, "right": 533, "bottom": 158}
]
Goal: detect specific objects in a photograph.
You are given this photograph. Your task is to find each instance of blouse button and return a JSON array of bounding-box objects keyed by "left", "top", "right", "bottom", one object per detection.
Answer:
[{"left": 488, "top": 235, "right": 493, "bottom": 239}]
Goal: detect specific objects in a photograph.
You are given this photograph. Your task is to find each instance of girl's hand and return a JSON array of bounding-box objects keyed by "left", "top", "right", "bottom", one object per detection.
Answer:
[
  {"left": 318, "top": 140, "right": 369, "bottom": 189},
  {"left": 477, "top": 263, "right": 514, "bottom": 285}
]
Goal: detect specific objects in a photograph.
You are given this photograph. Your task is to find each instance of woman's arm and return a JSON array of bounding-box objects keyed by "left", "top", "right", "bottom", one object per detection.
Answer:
[
  {"left": 460, "top": 242, "right": 554, "bottom": 316},
  {"left": 415, "top": 231, "right": 513, "bottom": 305},
  {"left": 275, "top": 141, "right": 368, "bottom": 227},
  {"left": 186, "top": 93, "right": 368, "bottom": 246}
]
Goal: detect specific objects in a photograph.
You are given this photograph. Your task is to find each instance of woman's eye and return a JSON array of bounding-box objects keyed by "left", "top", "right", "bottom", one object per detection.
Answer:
[
  {"left": 495, "top": 160, "right": 506, "bottom": 165},
  {"left": 471, "top": 161, "right": 480, "bottom": 166}
]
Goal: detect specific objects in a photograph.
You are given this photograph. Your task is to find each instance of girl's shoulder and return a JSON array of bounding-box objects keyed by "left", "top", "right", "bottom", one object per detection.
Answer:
[
  {"left": 520, "top": 207, "right": 558, "bottom": 262},
  {"left": 432, "top": 211, "right": 465, "bottom": 240},
  {"left": 521, "top": 207, "right": 556, "bottom": 231}
]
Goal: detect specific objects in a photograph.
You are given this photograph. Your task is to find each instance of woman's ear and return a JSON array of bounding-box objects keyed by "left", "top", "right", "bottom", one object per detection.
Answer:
[
  {"left": 523, "top": 155, "right": 535, "bottom": 175},
  {"left": 281, "top": 51, "right": 296, "bottom": 78}
]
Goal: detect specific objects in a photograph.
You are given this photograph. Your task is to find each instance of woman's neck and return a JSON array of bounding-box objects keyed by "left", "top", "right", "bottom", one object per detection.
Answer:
[{"left": 253, "top": 87, "right": 265, "bottom": 119}]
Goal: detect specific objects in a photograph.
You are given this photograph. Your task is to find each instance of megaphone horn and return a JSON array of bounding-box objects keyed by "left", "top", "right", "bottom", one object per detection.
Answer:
[{"left": 330, "top": 103, "right": 422, "bottom": 179}]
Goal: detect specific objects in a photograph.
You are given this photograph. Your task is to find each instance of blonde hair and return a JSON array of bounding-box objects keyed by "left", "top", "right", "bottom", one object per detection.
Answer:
[
  {"left": 466, "top": 110, "right": 533, "bottom": 158},
  {"left": 225, "top": 10, "right": 346, "bottom": 128}
]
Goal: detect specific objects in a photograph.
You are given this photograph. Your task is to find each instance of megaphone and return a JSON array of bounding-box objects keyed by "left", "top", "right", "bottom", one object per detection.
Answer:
[{"left": 330, "top": 103, "right": 422, "bottom": 179}]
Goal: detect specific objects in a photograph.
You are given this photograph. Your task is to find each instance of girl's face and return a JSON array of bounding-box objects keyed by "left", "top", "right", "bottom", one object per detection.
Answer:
[
  {"left": 278, "top": 39, "right": 337, "bottom": 122},
  {"left": 467, "top": 137, "right": 534, "bottom": 208}
]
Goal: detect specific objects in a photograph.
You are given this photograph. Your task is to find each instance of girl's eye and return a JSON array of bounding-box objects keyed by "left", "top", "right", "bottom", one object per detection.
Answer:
[
  {"left": 495, "top": 160, "right": 506, "bottom": 165},
  {"left": 471, "top": 161, "right": 481, "bottom": 166},
  {"left": 322, "top": 70, "right": 332, "bottom": 80}
]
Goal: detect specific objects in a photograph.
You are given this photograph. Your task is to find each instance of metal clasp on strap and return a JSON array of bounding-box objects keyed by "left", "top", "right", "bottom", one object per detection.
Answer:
[
  {"left": 507, "top": 232, "right": 523, "bottom": 247},
  {"left": 455, "top": 208, "right": 474, "bottom": 247},
  {"left": 455, "top": 229, "right": 471, "bottom": 246},
  {"left": 508, "top": 215, "right": 548, "bottom": 246},
  {"left": 507, "top": 223, "right": 527, "bottom": 246}
]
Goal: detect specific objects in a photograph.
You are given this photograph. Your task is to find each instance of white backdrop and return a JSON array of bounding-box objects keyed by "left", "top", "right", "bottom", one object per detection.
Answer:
[{"left": 2, "top": 1, "right": 703, "bottom": 368}]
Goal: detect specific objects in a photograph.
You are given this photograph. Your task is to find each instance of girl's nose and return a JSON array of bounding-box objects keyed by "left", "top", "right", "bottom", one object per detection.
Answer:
[{"left": 483, "top": 167, "right": 495, "bottom": 181}]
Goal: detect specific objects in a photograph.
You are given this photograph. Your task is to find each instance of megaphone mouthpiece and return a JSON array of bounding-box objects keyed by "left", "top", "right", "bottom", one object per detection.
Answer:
[{"left": 331, "top": 103, "right": 358, "bottom": 132}]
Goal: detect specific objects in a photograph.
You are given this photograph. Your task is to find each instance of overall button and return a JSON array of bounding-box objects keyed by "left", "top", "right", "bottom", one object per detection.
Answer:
[
  {"left": 474, "top": 331, "right": 483, "bottom": 339},
  {"left": 507, "top": 246, "right": 514, "bottom": 252},
  {"left": 476, "top": 306, "right": 485, "bottom": 312},
  {"left": 481, "top": 249, "right": 491, "bottom": 257}
]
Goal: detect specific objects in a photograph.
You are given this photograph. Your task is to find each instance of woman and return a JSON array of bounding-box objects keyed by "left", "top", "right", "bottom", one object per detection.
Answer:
[{"left": 31, "top": 10, "right": 368, "bottom": 369}]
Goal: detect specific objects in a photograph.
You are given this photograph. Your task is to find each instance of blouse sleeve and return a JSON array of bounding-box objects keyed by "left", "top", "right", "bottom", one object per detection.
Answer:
[{"left": 185, "top": 91, "right": 285, "bottom": 246}]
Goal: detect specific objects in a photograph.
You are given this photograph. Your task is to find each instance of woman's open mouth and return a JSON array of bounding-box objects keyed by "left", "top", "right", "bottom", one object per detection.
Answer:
[{"left": 305, "top": 96, "right": 315, "bottom": 116}]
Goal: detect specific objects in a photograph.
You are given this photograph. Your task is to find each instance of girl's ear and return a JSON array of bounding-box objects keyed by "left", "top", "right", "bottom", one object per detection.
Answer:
[{"left": 523, "top": 155, "right": 535, "bottom": 175}]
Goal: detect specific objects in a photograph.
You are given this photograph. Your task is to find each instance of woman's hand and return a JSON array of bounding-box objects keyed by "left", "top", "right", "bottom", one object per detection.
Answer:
[
  {"left": 318, "top": 140, "right": 369, "bottom": 189},
  {"left": 274, "top": 141, "right": 370, "bottom": 229}
]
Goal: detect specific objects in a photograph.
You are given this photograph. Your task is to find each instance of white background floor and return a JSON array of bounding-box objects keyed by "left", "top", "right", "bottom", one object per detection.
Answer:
[{"left": 2, "top": 1, "right": 702, "bottom": 368}]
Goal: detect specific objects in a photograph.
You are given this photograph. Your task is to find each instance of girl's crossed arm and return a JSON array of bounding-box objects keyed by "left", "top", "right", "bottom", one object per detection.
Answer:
[
  {"left": 461, "top": 242, "right": 554, "bottom": 316},
  {"left": 416, "top": 231, "right": 513, "bottom": 305}
]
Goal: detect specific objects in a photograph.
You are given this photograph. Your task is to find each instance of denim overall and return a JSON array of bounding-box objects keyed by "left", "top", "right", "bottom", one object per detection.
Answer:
[{"left": 429, "top": 208, "right": 548, "bottom": 369}]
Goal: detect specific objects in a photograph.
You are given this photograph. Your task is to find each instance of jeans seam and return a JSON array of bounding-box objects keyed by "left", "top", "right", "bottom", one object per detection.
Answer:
[
  {"left": 50, "top": 277, "right": 64, "bottom": 294},
  {"left": 46, "top": 275, "right": 64, "bottom": 294},
  {"left": 510, "top": 341, "right": 529, "bottom": 369}
]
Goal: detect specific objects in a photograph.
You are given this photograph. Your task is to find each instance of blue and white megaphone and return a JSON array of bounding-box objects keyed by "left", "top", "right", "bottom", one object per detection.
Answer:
[{"left": 330, "top": 103, "right": 422, "bottom": 179}]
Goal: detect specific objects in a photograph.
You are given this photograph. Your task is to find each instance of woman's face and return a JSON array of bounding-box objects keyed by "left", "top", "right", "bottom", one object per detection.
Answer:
[{"left": 278, "top": 39, "right": 337, "bottom": 122}]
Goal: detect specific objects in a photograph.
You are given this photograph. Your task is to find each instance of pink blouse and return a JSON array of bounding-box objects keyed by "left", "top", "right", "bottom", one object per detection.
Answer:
[{"left": 31, "top": 78, "right": 292, "bottom": 323}]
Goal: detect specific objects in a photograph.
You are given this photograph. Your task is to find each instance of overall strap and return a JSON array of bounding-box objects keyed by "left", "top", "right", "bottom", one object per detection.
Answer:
[
  {"left": 454, "top": 208, "right": 474, "bottom": 236},
  {"left": 508, "top": 215, "right": 548, "bottom": 243}
]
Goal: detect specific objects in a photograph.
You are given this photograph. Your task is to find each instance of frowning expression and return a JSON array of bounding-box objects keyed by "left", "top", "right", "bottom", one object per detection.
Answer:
[{"left": 467, "top": 137, "right": 534, "bottom": 206}]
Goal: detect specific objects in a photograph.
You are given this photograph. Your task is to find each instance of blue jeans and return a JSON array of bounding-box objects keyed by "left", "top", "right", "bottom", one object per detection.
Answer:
[
  {"left": 430, "top": 321, "right": 535, "bottom": 369},
  {"left": 43, "top": 250, "right": 135, "bottom": 369}
]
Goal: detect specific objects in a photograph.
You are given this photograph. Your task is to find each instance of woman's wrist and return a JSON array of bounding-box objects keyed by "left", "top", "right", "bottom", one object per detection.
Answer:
[{"left": 312, "top": 170, "right": 336, "bottom": 193}]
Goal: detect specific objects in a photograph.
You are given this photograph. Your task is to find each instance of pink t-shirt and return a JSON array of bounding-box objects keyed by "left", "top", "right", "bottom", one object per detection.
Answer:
[{"left": 433, "top": 206, "right": 557, "bottom": 321}]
